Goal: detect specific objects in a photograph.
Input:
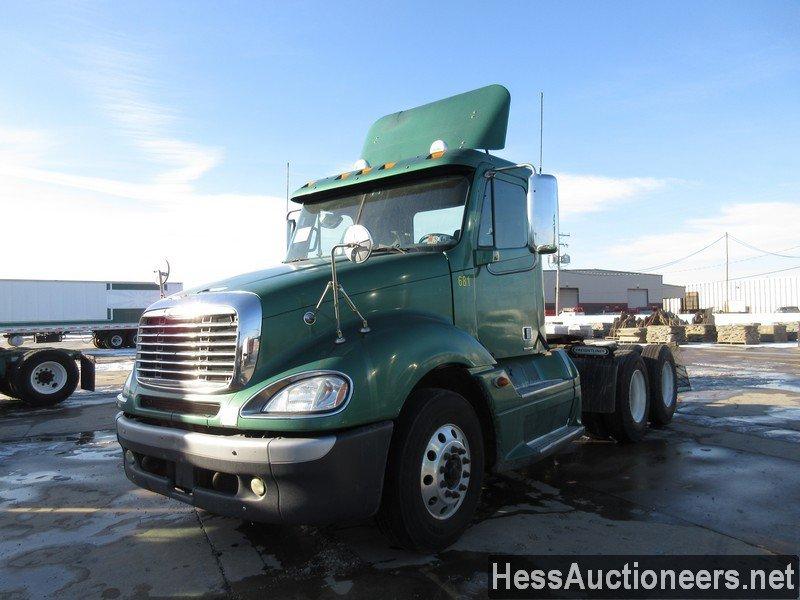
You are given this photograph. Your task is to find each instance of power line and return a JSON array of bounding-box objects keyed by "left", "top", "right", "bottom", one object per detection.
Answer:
[
  {"left": 729, "top": 264, "right": 800, "bottom": 281},
  {"left": 638, "top": 235, "right": 725, "bottom": 272},
  {"left": 661, "top": 244, "right": 800, "bottom": 274},
  {"left": 728, "top": 234, "right": 800, "bottom": 259}
]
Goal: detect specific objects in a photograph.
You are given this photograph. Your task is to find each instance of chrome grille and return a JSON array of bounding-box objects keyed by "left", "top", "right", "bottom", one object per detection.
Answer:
[{"left": 136, "top": 307, "right": 239, "bottom": 391}]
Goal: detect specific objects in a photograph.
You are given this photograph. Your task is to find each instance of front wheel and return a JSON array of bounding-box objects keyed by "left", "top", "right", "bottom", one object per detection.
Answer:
[{"left": 377, "top": 388, "right": 484, "bottom": 552}]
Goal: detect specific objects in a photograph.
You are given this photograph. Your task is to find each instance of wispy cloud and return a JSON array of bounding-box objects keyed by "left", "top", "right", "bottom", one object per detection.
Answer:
[
  {"left": 74, "top": 41, "right": 221, "bottom": 188},
  {"left": 0, "top": 37, "right": 283, "bottom": 286},
  {"left": 607, "top": 201, "right": 800, "bottom": 282},
  {"left": 556, "top": 173, "right": 666, "bottom": 216}
]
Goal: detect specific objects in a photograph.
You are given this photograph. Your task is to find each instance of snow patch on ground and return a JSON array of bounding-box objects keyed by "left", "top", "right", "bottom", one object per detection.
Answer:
[{"left": 686, "top": 363, "right": 800, "bottom": 393}]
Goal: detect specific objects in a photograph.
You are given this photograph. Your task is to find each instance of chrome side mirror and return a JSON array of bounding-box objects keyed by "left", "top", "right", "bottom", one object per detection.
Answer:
[
  {"left": 527, "top": 174, "right": 559, "bottom": 254},
  {"left": 342, "top": 224, "right": 374, "bottom": 264}
]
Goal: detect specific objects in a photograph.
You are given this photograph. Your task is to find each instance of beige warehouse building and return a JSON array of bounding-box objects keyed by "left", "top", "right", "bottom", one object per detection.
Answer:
[{"left": 542, "top": 269, "right": 685, "bottom": 315}]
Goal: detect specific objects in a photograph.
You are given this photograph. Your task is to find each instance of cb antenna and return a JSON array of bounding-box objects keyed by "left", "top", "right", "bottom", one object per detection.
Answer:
[
  {"left": 285, "top": 161, "right": 290, "bottom": 215},
  {"left": 538, "top": 91, "right": 544, "bottom": 174}
]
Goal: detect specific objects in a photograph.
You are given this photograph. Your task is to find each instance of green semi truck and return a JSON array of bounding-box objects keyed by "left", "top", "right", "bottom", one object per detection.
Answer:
[{"left": 116, "top": 85, "right": 680, "bottom": 551}]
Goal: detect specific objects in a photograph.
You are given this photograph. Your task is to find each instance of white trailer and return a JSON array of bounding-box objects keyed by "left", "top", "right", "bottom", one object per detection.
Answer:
[{"left": 0, "top": 279, "right": 183, "bottom": 349}]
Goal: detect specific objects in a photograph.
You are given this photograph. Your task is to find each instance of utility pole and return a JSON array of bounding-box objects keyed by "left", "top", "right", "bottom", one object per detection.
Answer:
[
  {"left": 554, "top": 232, "right": 569, "bottom": 315},
  {"left": 555, "top": 248, "right": 560, "bottom": 316},
  {"left": 724, "top": 231, "right": 729, "bottom": 312}
]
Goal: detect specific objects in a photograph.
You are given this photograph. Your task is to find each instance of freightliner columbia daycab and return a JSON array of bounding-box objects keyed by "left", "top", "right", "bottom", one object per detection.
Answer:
[{"left": 116, "top": 85, "right": 680, "bottom": 551}]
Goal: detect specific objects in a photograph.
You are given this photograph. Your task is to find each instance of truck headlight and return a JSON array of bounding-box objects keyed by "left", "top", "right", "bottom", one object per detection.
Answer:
[{"left": 242, "top": 372, "right": 351, "bottom": 415}]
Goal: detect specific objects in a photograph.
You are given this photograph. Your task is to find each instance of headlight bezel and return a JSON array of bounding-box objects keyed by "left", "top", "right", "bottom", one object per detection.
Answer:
[
  {"left": 122, "top": 372, "right": 134, "bottom": 399},
  {"left": 240, "top": 370, "right": 353, "bottom": 418}
]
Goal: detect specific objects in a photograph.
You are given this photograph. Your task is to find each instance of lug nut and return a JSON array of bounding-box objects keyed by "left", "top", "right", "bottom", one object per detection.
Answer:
[
  {"left": 464, "top": 471, "right": 470, "bottom": 478},
  {"left": 462, "top": 458, "right": 471, "bottom": 464},
  {"left": 249, "top": 477, "right": 266, "bottom": 497},
  {"left": 452, "top": 492, "right": 461, "bottom": 499},
  {"left": 459, "top": 484, "right": 467, "bottom": 491}
]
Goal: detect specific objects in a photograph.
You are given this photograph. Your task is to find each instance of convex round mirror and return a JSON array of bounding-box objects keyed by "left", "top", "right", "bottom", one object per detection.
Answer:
[{"left": 342, "top": 224, "right": 374, "bottom": 264}]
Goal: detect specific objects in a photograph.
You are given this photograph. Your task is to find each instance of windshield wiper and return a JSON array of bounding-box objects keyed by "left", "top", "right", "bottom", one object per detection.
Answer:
[{"left": 372, "top": 243, "right": 408, "bottom": 255}]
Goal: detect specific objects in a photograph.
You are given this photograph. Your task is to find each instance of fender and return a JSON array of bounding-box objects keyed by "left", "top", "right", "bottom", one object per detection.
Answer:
[{"left": 358, "top": 312, "right": 496, "bottom": 420}]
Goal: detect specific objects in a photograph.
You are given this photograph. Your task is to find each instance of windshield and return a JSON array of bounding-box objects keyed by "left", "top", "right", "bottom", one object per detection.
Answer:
[{"left": 285, "top": 174, "right": 470, "bottom": 262}]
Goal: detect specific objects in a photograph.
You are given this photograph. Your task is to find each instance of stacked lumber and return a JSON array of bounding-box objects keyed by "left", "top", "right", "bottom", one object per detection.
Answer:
[
  {"left": 643, "top": 308, "right": 684, "bottom": 327},
  {"left": 758, "top": 324, "right": 788, "bottom": 343},
  {"left": 617, "top": 327, "right": 646, "bottom": 342},
  {"left": 591, "top": 322, "right": 612, "bottom": 339},
  {"left": 646, "top": 325, "right": 685, "bottom": 344},
  {"left": 685, "top": 324, "right": 717, "bottom": 342},
  {"left": 610, "top": 311, "right": 643, "bottom": 338},
  {"left": 786, "top": 322, "right": 799, "bottom": 341},
  {"left": 716, "top": 324, "right": 759, "bottom": 345}
]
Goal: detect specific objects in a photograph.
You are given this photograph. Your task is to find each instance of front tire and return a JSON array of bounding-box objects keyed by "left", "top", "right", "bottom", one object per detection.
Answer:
[
  {"left": 377, "top": 388, "right": 484, "bottom": 552},
  {"left": 603, "top": 355, "right": 650, "bottom": 443}
]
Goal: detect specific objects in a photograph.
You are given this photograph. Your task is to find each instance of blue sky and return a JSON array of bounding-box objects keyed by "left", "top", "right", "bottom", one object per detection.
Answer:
[{"left": 1, "top": 1, "right": 798, "bottom": 286}]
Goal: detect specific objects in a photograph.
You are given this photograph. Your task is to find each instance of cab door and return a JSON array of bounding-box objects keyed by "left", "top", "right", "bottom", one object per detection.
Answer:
[
  {"left": 473, "top": 173, "right": 577, "bottom": 449},
  {"left": 473, "top": 174, "right": 536, "bottom": 359}
]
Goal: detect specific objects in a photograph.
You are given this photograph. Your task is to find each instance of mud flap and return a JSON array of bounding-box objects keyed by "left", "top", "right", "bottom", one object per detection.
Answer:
[
  {"left": 568, "top": 344, "right": 645, "bottom": 413},
  {"left": 80, "top": 354, "right": 96, "bottom": 391},
  {"left": 675, "top": 363, "right": 691, "bottom": 392},
  {"left": 570, "top": 355, "right": 618, "bottom": 413}
]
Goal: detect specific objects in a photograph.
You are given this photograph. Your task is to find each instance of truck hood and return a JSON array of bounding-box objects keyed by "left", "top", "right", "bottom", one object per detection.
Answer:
[{"left": 176, "top": 253, "right": 452, "bottom": 318}]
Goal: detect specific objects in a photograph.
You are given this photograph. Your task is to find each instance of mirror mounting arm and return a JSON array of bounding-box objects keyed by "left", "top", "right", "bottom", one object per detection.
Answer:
[
  {"left": 484, "top": 163, "right": 538, "bottom": 179},
  {"left": 303, "top": 241, "right": 371, "bottom": 344}
]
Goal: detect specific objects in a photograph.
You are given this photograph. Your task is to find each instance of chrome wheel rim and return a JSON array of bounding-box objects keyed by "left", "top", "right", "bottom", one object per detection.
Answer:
[
  {"left": 420, "top": 424, "right": 470, "bottom": 520},
  {"left": 109, "top": 334, "right": 124, "bottom": 348},
  {"left": 30, "top": 361, "right": 67, "bottom": 395},
  {"left": 661, "top": 362, "right": 675, "bottom": 408},
  {"left": 629, "top": 369, "right": 647, "bottom": 423}
]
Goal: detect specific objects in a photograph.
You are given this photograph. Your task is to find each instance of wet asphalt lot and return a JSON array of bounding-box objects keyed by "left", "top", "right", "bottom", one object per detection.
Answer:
[{"left": 1, "top": 343, "right": 799, "bottom": 599}]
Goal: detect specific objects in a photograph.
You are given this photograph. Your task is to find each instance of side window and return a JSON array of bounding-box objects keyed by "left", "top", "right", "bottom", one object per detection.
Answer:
[{"left": 492, "top": 179, "right": 527, "bottom": 249}]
